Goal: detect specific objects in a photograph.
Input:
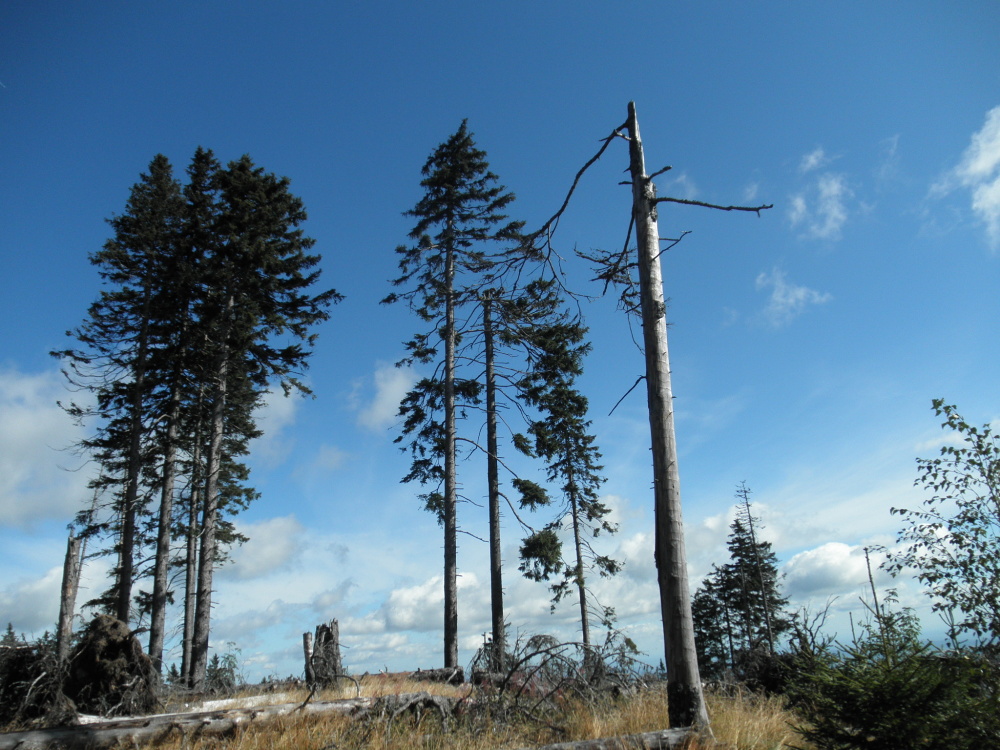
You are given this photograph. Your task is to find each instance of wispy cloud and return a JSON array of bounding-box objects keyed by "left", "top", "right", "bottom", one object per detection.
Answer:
[
  {"left": 0, "top": 368, "right": 91, "bottom": 526},
  {"left": 789, "top": 173, "right": 852, "bottom": 241},
  {"left": 933, "top": 106, "right": 1000, "bottom": 249},
  {"left": 799, "top": 147, "right": 830, "bottom": 174},
  {"left": 663, "top": 172, "right": 698, "bottom": 200},
  {"left": 755, "top": 268, "right": 832, "bottom": 327},
  {"left": 222, "top": 515, "right": 305, "bottom": 581},
  {"left": 248, "top": 389, "right": 299, "bottom": 468},
  {"left": 875, "top": 134, "right": 901, "bottom": 184},
  {"left": 353, "top": 362, "right": 416, "bottom": 432}
]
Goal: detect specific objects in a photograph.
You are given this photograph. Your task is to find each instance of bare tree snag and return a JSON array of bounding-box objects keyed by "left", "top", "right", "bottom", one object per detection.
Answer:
[
  {"left": 303, "top": 631, "right": 315, "bottom": 684},
  {"left": 57, "top": 532, "right": 82, "bottom": 666},
  {"left": 307, "top": 620, "right": 344, "bottom": 688},
  {"left": 625, "top": 101, "right": 709, "bottom": 730}
]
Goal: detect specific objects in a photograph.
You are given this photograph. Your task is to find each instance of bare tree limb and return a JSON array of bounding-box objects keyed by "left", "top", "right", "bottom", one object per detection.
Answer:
[
  {"left": 608, "top": 376, "right": 646, "bottom": 416},
  {"left": 652, "top": 197, "right": 774, "bottom": 215},
  {"left": 525, "top": 123, "right": 628, "bottom": 251}
]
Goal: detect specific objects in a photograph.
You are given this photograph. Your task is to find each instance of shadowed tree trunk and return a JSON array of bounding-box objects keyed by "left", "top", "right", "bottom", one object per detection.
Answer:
[{"left": 483, "top": 294, "right": 505, "bottom": 670}]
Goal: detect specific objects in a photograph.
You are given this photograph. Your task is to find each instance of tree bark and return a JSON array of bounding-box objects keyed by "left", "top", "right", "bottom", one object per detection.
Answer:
[
  {"left": 181, "top": 387, "right": 205, "bottom": 685},
  {"left": 57, "top": 533, "right": 82, "bottom": 665},
  {"left": 443, "top": 237, "right": 459, "bottom": 669},
  {"left": 115, "top": 285, "right": 153, "bottom": 626},
  {"left": 191, "top": 323, "right": 231, "bottom": 689},
  {"left": 626, "top": 101, "right": 709, "bottom": 729},
  {"left": 147, "top": 379, "right": 181, "bottom": 673},
  {"left": 311, "top": 620, "right": 344, "bottom": 688},
  {"left": 484, "top": 295, "right": 505, "bottom": 671},
  {"left": 303, "top": 631, "right": 315, "bottom": 684},
  {"left": 569, "top": 480, "right": 591, "bottom": 651}
]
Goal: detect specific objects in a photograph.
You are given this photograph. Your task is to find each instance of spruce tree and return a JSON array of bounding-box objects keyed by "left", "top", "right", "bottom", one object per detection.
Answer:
[
  {"left": 515, "top": 287, "right": 619, "bottom": 650},
  {"left": 189, "top": 154, "right": 340, "bottom": 688},
  {"left": 56, "top": 149, "right": 340, "bottom": 686},
  {"left": 692, "top": 484, "right": 790, "bottom": 681},
  {"left": 54, "top": 154, "right": 185, "bottom": 625},
  {"left": 385, "top": 121, "right": 522, "bottom": 668}
]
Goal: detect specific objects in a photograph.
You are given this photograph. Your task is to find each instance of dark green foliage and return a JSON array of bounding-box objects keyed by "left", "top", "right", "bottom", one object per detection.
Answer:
[
  {"left": 203, "top": 644, "right": 243, "bottom": 695},
  {"left": 788, "top": 607, "right": 1000, "bottom": 749},
  {"left": 513, "top": 283, "right": 618, "bottom": 642},
  {"left": 55, "top": 149, "right": 339, "bottom": 680},
  {"left": 883, "top": 399, "right": 1000, "bottom": 647},
  {"left": 692, "top": 486, "right": 790, "bottom": 682},
  {"left": 386, "top": 121, "right": 524, "bottom": 668},
  {"left": 519, "top": 527, "right": 563, "bottom": 582}
]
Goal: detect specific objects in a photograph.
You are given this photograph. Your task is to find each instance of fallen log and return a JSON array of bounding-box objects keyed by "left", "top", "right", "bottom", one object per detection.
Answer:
[
  {"left": 412, "top": 666, "right": 464, "bottom": 685},
  {"left": 517, "top": 727, "right": 704, "bottom": 750},
  {"left": 0, "top": 694, "right": 395, "bottom": 750}
]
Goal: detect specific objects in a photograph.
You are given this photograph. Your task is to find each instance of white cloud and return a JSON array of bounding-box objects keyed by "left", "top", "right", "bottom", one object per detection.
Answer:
[
  {"left": 655, "top": 172, "right": 698, "bottom": 200},
  {"left": 248, "top": 389, "right": 300, "bottom": 467},
  {"left": 755, "top": 268, "right": 832, "bottom": 327},
  {"left": 0, "top": 565, "right": 62, "bottom": 634},
  {"left": 0, "top": 368, "right": 91, "bottom": 526},
  {"left": 933, "top": 106, "right": 1000, "bottom": 249},
  {"left": 743, "top": 182, "right": 760, "bottom": 203},
  {"left": 953, "top": 106, "right": 1000, "bottom": 183},
  {"left": 354, "top": 362, "right": 416, "bottom": 432},
  {"left": 293, "top": 443, "right": 348, "bottom": 481},
  {"left": 799, "top": 147, "right": 830, "bottom": 173},
  {"left": 788, "top": 175, "right": 851, "bottom": 240},
  {"left": 790, "top": 146, "right": 852, "bottom": 240},
  {"left": 782, "top": 543, "right": 892, "bottom": 602},
  {"left": 221, "top": 515, "right": 305, "bottom": 580}
]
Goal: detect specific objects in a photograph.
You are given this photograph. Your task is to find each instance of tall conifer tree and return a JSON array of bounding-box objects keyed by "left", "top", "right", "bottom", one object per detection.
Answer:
[{"left": 385, "top": 122, "right": 521, "bottom": 667}]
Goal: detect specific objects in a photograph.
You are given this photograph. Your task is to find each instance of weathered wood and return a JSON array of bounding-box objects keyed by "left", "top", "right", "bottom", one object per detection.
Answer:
[
  {"left": 626, "top": 101, "right": 709, "bottom": 729},
  {"left": 0, "top": 695, "right": 381, "bottom": 750},
  {"left": 311, "top": 620, "right": 343, "bottom": 687},
  {"left": 57, "top": 533, "right": 81, "bottom": 665},
  {"left": 303, "top": 631, "right": 315, "bottom": 684},
  {"left": 413, "top": 666, "right": 464, "bottom": 685},
  {"left": 518, "top": 727, "right": 701, "bottom": 750}
]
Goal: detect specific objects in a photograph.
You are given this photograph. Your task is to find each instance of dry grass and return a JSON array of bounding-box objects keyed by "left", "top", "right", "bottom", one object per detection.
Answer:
[{"left": 132, "top": 679, "right": 815, "bottom": 750}]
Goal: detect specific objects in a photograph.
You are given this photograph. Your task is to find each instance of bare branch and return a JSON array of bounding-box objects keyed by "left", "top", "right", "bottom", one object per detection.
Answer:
[
  {"left": 609, "top": 376, "right": 645, "bottom": 416},
  {"left": 652, "top": 197, "right": 774, "bottom": 215},
  {"left": 525, "top": 122, "right": 628, "bottom": 249}
]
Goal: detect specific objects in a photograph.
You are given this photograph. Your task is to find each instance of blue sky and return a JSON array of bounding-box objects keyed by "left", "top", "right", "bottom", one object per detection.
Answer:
[{"left": 2, "top": 2, "right": 999, "bottom": 679}]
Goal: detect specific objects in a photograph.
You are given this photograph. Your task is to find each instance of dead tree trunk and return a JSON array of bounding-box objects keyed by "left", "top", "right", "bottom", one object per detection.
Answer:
[
  {"left": 626, "top": 101, "right": 709, "bottom": 729},
  {"left": 303, "top": 631, "right": 315, "bottom": 684},
  {"left": 308, "top": 620, "right": 343, "bottom": 688},
  {"left": 57, "top": 533, "right": 82, "bottom": 665}
]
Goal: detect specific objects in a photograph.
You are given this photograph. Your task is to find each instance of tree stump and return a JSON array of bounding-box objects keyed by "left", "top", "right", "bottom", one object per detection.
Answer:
[{"left": 304, "top": 620, "right": 343, "bottom": 689}]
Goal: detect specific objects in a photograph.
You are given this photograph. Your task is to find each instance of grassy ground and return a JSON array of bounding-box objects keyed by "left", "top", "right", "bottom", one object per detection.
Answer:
[{"left": 146, "top": 678, "right": 813, "bottom": 750}]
